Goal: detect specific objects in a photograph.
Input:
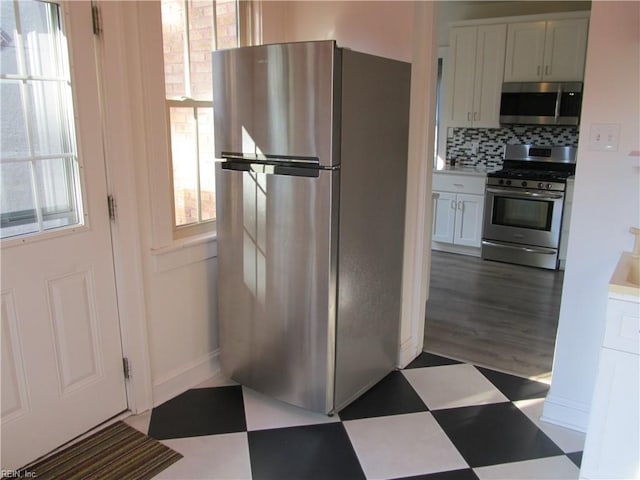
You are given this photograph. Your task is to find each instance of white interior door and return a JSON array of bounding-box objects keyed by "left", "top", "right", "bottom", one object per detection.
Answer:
[{"left": 1, "top": 1, "right": 127, "bottom": 470}]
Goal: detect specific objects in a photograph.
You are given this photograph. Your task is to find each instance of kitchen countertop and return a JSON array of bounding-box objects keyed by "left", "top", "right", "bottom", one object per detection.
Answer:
[{"left": 433, "top": 165, "right": 496, "bottom": 177}]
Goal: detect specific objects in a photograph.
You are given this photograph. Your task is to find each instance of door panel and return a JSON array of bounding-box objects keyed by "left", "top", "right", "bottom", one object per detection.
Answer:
[
  {"left": 448, "top": 27, "right": 476, "bottom": 127},
  {"left": 543, "top": 18, "right": 589, "bottom": 81},
  {"left": 1, "top": 291, "right": 28, "bottom": 422},
  {"left": 455, "top": 193, "right": 484, "bottom": 248},
  {"left": 47, "top": 270, "right": 102, "bottom": 393},
  {"left": 473, "top": 24, "right": 506, "bottom": 128},
  {"left": 216, "top": 165, "right": 338, "bottom": 413},
  {"left": 1, "top": 2, "right": 126, "bottom": 469},
  {"left": 504, "top": 21, "right": 546, "bottom": 82},
  {"left": 432, "top": 191, "right": 456, "bottom": 244}
]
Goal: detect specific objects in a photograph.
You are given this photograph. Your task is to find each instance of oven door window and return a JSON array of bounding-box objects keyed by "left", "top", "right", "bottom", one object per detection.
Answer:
[{"left": 492, "top": 196, "right": 553, "bottom": 231}]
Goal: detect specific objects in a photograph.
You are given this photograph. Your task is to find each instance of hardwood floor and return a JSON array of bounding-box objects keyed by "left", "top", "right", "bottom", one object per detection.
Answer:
[{"left": 424, "top": 250, "right": 564, "bottom": 381}]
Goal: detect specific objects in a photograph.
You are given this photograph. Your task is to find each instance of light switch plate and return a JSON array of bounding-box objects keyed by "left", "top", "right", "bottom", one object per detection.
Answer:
[{"left": 589, "top": 123, "right": 620, "bottom": 152}]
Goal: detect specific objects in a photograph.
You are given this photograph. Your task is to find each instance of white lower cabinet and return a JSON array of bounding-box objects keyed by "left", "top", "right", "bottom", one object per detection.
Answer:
[
  {"left": 433, "top": 192, "right": 484, "bottom": 248},
  {"left": 432, "top": 172, "right": 485, "bottom": 255},
  {"left": 580, "top": 292, "right": 639, "bottom": 479},
  {"left": 433, "top": 191, "right": 457, "bottom": 244}
]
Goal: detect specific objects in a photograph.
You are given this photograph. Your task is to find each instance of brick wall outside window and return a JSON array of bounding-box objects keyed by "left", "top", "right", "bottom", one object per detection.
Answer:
[{"left": 161, "top": 0, "right": 238, "bottom": 228}]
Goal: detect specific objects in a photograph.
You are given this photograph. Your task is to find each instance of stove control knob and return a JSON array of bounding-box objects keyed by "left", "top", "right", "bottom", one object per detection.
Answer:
[
  {"left": 547, "top": 183, "right": 553, "bottom": 189},
  {"left": 538, "top": 182, "right": 545, "bottom": 189},
  {"left": 506, "top": 180, "right": 512, "bottom": 186},
  {"left": 498, "top": 179, "right": 504, "bottom": 185},
  {"left": 521, "top": 181, "right": 527, "bottom": 187}
]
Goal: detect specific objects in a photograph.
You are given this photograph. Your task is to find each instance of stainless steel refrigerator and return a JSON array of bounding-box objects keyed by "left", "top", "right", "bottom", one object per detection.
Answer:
[{"left": 213, "top": 40, "right": 411, "bottom": 414}]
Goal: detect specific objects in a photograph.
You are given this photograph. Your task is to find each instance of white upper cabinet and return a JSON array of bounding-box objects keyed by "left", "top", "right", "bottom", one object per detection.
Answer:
[
  {"left": 504, "top": 18, "right": 589, "bottom": 82},
  {"left": 543, "top": 19, "right": 589, "bottom": 81},
  {"left": 448, "top": 27, "right": 476, "bottom": 128},
  {"left": 447, "top": 24, "right": 506, "bottom": 128},
  {"left": 503, "top": 21, "right": 546, "bottom": 81}
]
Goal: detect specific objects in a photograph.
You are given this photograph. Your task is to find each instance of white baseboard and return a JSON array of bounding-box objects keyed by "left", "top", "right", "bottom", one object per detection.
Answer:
[
  {"left": 542, "top": 394, "right": 590, "bottom": 432},
  {"left": 152, "top": 350, "right": 222, "bottom": 407},
  {"left": 397, "top": 337, "right": 422, "bottom": 369}
]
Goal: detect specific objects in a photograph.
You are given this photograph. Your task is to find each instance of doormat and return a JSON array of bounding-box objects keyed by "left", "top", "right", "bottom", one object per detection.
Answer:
[{"left": 8, "top": 421, "right": 182, "bottom": 480}]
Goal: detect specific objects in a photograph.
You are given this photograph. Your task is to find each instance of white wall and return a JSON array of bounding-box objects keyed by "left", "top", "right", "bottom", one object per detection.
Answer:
[
  {"left": 542, "top": 0, "right": 640, "bottom": 431},
  {"left": 145, "top": 248, "right": 219, "bottom": 404},
  {"left": 262, "top": 1, "right": 414, "bottom": 61},
  {"left": 98, "top": 2, "right": 221, "bottom": 409}
]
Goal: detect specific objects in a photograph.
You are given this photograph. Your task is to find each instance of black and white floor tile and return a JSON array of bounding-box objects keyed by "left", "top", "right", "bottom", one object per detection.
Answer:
[{"left": 124, "top": 352, "right": 585, "bottom": 480}]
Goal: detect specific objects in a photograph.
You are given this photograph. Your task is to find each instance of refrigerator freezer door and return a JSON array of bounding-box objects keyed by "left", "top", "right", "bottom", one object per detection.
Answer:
[
  {"left": 213, "top": 41, "right": 339, "bottom": 167},
  {"left": 215, "top": 164, "right": 339, "bottom": 413}
]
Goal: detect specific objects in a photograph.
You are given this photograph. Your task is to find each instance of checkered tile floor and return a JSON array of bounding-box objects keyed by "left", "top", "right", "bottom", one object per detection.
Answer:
[{"left": 125, "top": 352, "right": 585, "bottom": 480}]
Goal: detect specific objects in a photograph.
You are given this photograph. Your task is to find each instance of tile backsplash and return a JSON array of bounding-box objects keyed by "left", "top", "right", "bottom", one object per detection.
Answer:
[{"left": 446, "top": 126, "right": 579, "bottom": 169}]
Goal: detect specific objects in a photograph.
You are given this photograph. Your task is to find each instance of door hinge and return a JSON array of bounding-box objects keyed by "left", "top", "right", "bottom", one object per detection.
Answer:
[
  {"left": 107, "top": 194, "right": 116, "bottom": 221},
  {"left": 122, "top": 357, "right": 131, "bottom": 380},
  {"left": 91, "top": 2, "right": 101, "bottom": 35}
]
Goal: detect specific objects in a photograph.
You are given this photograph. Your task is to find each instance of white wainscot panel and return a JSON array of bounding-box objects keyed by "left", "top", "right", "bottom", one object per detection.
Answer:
[
  {"left": 1, "top": 290, "right": 30, "bottom": 422},
  {"left": 46, "top": 270, "right": 103, "bottom": 394}
]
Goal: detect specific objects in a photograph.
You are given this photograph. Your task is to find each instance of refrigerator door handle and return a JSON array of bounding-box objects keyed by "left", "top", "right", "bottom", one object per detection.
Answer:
[
  {"left": 221, "top": 151, "right": 320, "bottom": 165},
  {"left": 221, "top": 161, "right": 320, "bottom": 178}
]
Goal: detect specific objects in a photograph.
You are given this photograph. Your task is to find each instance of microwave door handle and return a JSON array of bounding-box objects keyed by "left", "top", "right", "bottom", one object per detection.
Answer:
[{"left": 554, "top": 86, "right": 562, "bottom": 123}]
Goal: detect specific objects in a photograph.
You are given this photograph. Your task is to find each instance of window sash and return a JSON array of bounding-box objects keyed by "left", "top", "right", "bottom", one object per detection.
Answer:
[
  {"left": 166, "top": 99, "right": 215, "bottom": 233},
  {"left": 0, "top": 0, "right": 82, "bottom": 240},
  {"left": 162, "top": 0, "right": 242, "bottom": 237}
]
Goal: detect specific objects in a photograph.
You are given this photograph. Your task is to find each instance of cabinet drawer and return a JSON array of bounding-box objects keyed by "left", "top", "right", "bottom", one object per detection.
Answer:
[
  {"left": 604, "top": 298, "right": 640, "bottom": 355},
  {"left": 432, "top": 173, "right": 486, "bottom": 195}
]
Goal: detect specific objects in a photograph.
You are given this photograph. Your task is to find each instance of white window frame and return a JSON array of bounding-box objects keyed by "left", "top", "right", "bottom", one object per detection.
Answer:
[
  {"left": 0, "top": 0, "right": 85, "bottom": 243},
  {"left": 133, "top": 1, "right": 260, "bottom": 251},
  {"left": 163, "top": 0, "right": 259, "bottom": 240},
  {"left": 166, "top": 98, "right": 215, "bottom": 239}
]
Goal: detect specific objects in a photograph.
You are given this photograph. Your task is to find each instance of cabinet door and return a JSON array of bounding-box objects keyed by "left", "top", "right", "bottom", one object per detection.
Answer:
[
  {"left": 542, "top": 18, "right": 589, "bottom": 81},
  {"left": 581, "top": 348, "right": 639, "bottom": 480},
  {"left": 504, "top": 21, "right": 546, "bottom": 82},
  {"left": 448, "top": 26, "right": 477, "bottom": 127},
  {"left": 454, "top": 193, "right": 484, "bottom": 247},
  {"left": 432, "top": 191, "right": 456, "bottom": 244},
  {"left": 473, "top": 24, "right": 507, "bottom": 128}
]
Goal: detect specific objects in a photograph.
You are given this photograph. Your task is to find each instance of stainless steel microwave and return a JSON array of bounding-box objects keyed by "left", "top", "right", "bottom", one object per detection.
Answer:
[{"left": 499, "top": 82, "right": 582, "bottom": 126}]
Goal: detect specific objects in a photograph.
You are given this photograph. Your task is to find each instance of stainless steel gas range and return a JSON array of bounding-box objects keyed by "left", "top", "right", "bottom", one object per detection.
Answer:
[{"left": 481, "top": 144, "right": 577, "bottom": 270}]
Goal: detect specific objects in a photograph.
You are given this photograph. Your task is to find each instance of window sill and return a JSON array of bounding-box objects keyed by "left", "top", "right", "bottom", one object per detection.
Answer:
[{"left": 150, "top": 231, "right": 218, "bottom": 273}]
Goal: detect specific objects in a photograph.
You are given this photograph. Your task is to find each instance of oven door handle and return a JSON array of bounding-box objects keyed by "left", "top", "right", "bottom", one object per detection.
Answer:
[
  {"left": 486, "top": 187, "right": 564, "bottom": 200},
  {"left": 482, "top": 240, "right": 557, "bottom": 255}
]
